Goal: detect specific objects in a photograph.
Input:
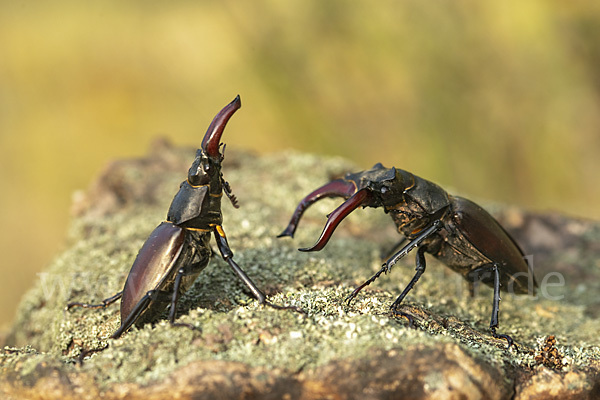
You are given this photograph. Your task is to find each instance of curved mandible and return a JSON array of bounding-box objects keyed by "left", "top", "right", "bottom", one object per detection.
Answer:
[
  {"left": 299, "top": 188, "right": 372, "bottom": 252},
  {"left": 201, "top": 95, "right": 242, "bottom": 158},
  {"left": 278, "top": 179, "right": 357, "bottom": 238}
]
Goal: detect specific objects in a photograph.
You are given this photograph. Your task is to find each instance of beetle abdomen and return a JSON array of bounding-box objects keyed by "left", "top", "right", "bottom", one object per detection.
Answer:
[
  {"left": 445, "top": 196, "right": 535, "bottom": 294},
  {"left": 120, "top": 222, "right": 186, "bottom": 325}
]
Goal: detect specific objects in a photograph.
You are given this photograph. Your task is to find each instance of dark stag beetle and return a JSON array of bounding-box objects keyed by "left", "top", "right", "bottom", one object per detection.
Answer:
[
  {"left": 279, "top": 163, "right": 536, "bottom": 348},
  {"left": 68, "top": 95, "right": 301, "bottom": 339}
]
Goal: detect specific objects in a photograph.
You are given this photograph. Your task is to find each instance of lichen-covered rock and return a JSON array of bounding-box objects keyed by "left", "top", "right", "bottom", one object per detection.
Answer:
[{"left": 2, "top": 141, "right": 599, "bottom": 399}]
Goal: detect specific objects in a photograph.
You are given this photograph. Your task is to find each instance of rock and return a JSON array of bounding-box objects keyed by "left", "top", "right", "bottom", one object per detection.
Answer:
[{"left": 2, "top": 142, "right": 599, "bottom": 399}]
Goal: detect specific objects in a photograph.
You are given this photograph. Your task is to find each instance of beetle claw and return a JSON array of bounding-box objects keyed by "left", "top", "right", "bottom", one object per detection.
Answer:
[
  {"left": 171, "top": 322, "right": 202, "bottom": 333},
  {"left": 75, "top": 343, "right": 109, "bottom": 364},
  {"left": 344, "top": 292, "right": 357, "bottom": 306},
  {"left": 383, "top": 262, "right": 392, "bottom": 274},
  {"left": 264, "top": 301, "right": 306, "bottom": 315},
  {"left": 391, "top": 307, "right": 414, "bottom": 327},
  {"left": 491, "top": 327, "right": 515, "bottom": 350}
]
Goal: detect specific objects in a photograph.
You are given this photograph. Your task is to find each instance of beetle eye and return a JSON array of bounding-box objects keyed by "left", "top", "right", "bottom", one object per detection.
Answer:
[{"left": 188, "top": 172, "right": 209, "bottom": 186}]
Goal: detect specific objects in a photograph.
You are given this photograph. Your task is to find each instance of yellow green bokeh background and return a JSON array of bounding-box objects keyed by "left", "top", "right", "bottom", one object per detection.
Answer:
[{"left": 1, "top": 1, "right": 599, "bottom": 329}]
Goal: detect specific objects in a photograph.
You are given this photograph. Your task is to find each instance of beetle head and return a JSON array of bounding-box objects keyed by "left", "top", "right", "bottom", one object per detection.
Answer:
[
  {"left": 346, "top": 163, "right": 408, "bottom": 208},
  {"left": 283, "top": 163, "right": 411, "bottom": 252}
]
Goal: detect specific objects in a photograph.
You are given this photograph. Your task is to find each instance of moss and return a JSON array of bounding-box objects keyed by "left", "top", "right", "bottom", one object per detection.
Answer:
[{"left": 2, "top": 148, "right": 599, "bottom": 398}]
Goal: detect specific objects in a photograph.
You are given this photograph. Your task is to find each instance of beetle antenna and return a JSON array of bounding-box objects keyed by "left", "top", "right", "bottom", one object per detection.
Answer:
[
  {"left": 217, "top": 144, "right": 239, "bottom": 208},
  {"left": 222, "top": 177, "right": 239, "bottom": 208}
]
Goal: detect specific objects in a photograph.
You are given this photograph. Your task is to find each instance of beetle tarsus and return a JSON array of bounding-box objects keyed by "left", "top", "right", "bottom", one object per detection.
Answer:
[
  {"left": 66, "top": 291, "right": 123, "bottom": 311},
  {"left": 390, "top": 246, "right": 427, "bottom": 309},
  {"left": 213, "top": 225, "right": 305, "bottom": 314},
  {"left": 76, "top": 343, "right": 109, "bottom": 364},
  {"left": 345, "top": 265, "right": 387, "bottom": 305},
  {"left": 213, "top": 225, "right": 267, "bottom": 303},
  {"left": 491, "top": 327, "right": 514, "bottom": 349},
  {"left": 263, "top": 300, "right": 306, "bottom": 314},
  {"left": 165, "top": 267, "right": 202, "bottom": 333},
  {"left": 390, "top": 307, "right": 414, "bottom": 327},
  {"left": 346, "top": 225, "right": 437, "bottom": 305},
  {"left": 163, "top": 266, "right": 202, "bottom": 333},
  {"left": 170, "top": 321, "right": 201, "bottom": 333},
  {"left": 489, "top": 264, "right": 515, "bottom": 350}
]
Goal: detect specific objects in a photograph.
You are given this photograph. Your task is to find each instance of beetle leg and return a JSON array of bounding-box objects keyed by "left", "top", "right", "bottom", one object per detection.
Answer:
[
  {"left": 345, "top": 221, "right": 441, "bottom": 305},
  {"left": 213, "top": 225, "right": 305, "bottom": 313},
  {"left": 167, "top": 267, "right": 198, "bottom": 331},
  {"left": 113, "top": 267, "right": 201, "bottom": 338},
  {"left": 76, "top": 343, "right": 110, "bottom": 364},
  {"left": 111, "top": 290, "right": 158, "bottom": 338},
  {"left": 490, "top": 264, "right": 515, "bottom": 349},
  {"left": 345, "top": 267, "right": 387, "bottom": 305},
  {"left": 66, "top": 291, "right": 123, "bottom": 311},
  {"left": 213, "top": 225, "right": 267, "bottom": 303},
  {"left": 390, "top": 246, "right": 427, "bottom": 312},
  {"left": 168, "top": 268, "right": 185, "bottom": 324},
  {"left": 384, "top": 220, "right": 442, "bottom": 272}
]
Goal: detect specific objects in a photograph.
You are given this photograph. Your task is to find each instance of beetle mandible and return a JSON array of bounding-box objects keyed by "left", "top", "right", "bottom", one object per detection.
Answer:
[
  {"left": 278, "top": 162, "right": 536, "bottom": 347},
  {"left": 68, "top": 96, "right": 301, "bottom": 338}
]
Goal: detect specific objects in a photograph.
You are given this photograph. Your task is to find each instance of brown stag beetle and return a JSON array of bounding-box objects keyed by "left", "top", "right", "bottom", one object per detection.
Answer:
[
  {"left": 278, "top": 163, "right": 536, "bottom": 348},
  {"left": 68, "top": 95, "right": 302, "bottom": 339}
]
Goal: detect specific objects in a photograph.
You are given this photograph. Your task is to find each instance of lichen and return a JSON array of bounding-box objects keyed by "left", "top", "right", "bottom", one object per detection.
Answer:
[{"left": 2, "top": 148, "right": 599, "bottom": 398}]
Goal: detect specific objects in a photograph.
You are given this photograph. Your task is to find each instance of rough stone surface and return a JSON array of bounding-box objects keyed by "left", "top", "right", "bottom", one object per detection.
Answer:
[{"left": 1, "top": 141, "right": 599, "bottom": 399}]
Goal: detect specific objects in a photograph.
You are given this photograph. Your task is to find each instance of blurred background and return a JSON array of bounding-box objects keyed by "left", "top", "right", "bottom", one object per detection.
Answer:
[{"left": 1, "top": 1, "right": 599, "bottom": 330}]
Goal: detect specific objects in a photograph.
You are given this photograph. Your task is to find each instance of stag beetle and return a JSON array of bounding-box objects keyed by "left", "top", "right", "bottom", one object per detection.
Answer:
[
  {"left": 278, "top": 163, "right": 536, "bottom": 347},
  {"left": 68, "top": 96, "right": 301, "bottom": 339}
]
